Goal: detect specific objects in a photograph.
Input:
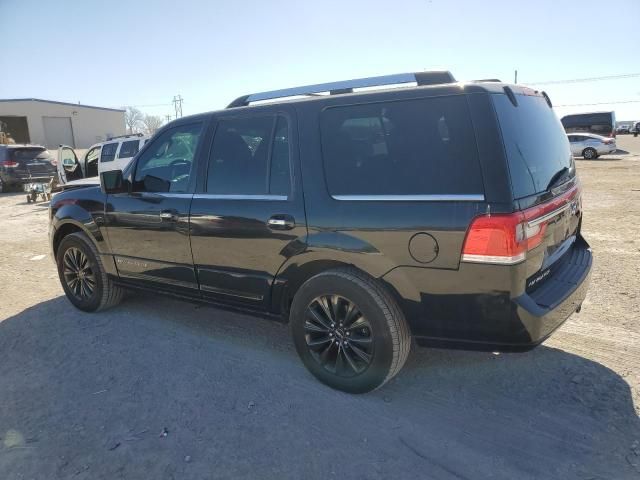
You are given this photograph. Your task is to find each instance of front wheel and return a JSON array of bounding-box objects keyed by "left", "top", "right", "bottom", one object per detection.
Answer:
[
  {"left": 290, "top": 268, "right": 411, "bottom": 393},
  {"left": 583, "top": 147, "right": 597, "bottom": 159},
  {"left": 56, "top": 232, "right": 124, "bottom": 312}
]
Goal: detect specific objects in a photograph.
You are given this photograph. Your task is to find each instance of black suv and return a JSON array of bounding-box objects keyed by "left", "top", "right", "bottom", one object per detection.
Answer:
[
  {"left": 0, "top": 145, "right": 57, "bottom": 193},
  {"left": 49, "top": 71, "right": 592, "bottom": 393}
]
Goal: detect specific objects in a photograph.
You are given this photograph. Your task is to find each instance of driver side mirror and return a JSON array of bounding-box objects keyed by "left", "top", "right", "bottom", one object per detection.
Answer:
[{"left": 100, "top": 169, "right": 128, "bottom": 194}]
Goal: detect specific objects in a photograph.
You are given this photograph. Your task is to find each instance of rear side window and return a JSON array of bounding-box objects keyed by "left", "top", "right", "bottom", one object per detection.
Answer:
[
  {"left": 493, "top": 94, "right": 573, "bottom": 199},
  {"left": 100, "top": 143, "right": 118, "bottom": 163},
  {"left": 206, "top": 115, "right": 291, "bottom": 196},
  {"left": 118, "top": 140, "right": 140, "bottom": 158},
  {"left": 320, "top": 96, "right": 483, "bottom": 196}
]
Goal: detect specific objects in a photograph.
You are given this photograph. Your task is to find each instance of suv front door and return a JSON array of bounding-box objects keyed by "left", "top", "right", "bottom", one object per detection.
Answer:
[
  {"left": 84, "top": 145, "right": 101, "bottom": 177},
  {"left": 104, "top": 121, "right": 205, "bottom": 292},
  {"left": 189, "top": 111, "right": 306, "bottom": 308},
  {"left": 57, "top": 146, "right": 83, "bottom": 183}
]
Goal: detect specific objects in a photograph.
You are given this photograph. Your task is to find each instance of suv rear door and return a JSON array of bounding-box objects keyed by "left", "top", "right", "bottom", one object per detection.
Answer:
[
  {"left": 5, "top": 146, "right": 55, "bottom": 182},
  {"left": 189, "top": 110, "right": 306, "bottom": 308},
  {"left": 492, "top": 91, "right": 583, "bottom": 295}
]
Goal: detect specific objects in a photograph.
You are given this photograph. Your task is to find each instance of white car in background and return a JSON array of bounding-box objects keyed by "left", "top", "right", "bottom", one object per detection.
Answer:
[
  {"left": 567, "top": 133, "right": 616, "bottom": 159},
  {"left": 57, "top": 133, "right": 149, "bottom": 185}
]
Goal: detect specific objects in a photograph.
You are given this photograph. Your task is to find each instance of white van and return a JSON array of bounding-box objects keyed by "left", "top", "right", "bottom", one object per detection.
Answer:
[{"left": 57, "top": 133, "right": 149, "bottom": 185}]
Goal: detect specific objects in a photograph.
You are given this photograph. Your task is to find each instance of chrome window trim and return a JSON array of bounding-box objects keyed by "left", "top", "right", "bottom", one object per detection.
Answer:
[
  {"left": 331, "top": 194, "right": 485, "bottom": 202},
  {"left": 149, "top": 192, "right": 194, "bottom": 198},
  {"left": 193, "top": 194, "right": 288, "bottom": 201},
  {"left": 527, "top": 203, "right": 571, "bottom": 228}
]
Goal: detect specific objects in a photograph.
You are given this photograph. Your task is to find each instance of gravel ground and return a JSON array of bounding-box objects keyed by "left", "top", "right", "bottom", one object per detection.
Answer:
[{"left": 1, "top": 136, "right": 639, "bottom": 479}]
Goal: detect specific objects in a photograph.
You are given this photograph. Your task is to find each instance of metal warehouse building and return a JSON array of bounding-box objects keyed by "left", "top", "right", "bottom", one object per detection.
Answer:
[{"left": 0, "top": 99, "right": 125, "bottom": 149}]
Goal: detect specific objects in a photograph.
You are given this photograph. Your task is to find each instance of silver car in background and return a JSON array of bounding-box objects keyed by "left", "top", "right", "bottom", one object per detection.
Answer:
[{"left": 567, "top": 133, "right": 616, "bottom": 159}]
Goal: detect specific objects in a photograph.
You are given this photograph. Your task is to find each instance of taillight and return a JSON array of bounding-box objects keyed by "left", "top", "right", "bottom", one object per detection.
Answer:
[
  {"left": 0, "top": 160, "right": 18, "bottom": 168},
  {"left": 461, "top": 212, "right": 544, "bottom": 264},
  {"left": 462, "top": 184, "right": 579, "bottom": 265}
]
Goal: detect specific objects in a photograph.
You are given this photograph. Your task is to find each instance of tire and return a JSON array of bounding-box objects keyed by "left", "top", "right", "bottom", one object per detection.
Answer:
[
  {"left": 583, "top": 147, "right": 597, "bottom": 160},
  {"left": 0, "top": 178, "right": 4, "bottom": 193},
  {"left": 290, "top": 267, "right": 411, "bottom": 393},
  {"left": 56, "top": 232, "right": 124, "bottom": 312}
]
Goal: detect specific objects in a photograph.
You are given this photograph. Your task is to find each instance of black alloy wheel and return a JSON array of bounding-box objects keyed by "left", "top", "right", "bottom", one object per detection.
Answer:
[
  {"left": 62, "top": 247, "right": 97, "bottom": 301},
  {"left": 304, "top": 295, "right": 374, "bottom": 377},
  {"left": 291, "top": 268, "right": 411, "bottom": 393},
  {"left": 56, "top": 232, "right": 124, "bottom": 312}
]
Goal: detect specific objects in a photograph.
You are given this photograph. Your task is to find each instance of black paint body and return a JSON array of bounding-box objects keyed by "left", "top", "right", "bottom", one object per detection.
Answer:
[{"left": 49, "top": 82, "right": 592, "bottom": 351}]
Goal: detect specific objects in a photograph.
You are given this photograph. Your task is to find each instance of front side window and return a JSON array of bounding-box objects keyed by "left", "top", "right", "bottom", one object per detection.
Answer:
[
  {"left": 100, "top": 143, "right": 118, "bottom": 163},
  {"left": 118, "top": 140, "right": 140, "bottom": 158},
  {"left": 320, "top": 96, "right": 483, "bottom": 196},
  {"left": 133, "top": 123, "right": 203, "bottom": 193},
  {"left": 206, "top": 115, "right": 291, "bottom": 196}
]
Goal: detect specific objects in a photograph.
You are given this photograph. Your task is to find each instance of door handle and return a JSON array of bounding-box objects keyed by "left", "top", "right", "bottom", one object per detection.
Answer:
[
  {"left": 268, "top": 215, "right": 295, "bottom": 230},
  {"left": 160, "top": 210, "right": 177, "bottom": 221}
]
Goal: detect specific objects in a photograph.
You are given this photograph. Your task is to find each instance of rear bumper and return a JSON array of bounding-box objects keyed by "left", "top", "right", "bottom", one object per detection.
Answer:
[
  {"left": 383, "top": 236, "right": 593, "bottom": 352},
  {"left": 0, "top": 171, "right": 55, "bottom": 185}
]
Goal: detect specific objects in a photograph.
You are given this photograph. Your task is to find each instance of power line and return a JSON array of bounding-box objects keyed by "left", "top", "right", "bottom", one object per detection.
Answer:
[
  {"left": 528, "top": 73, "right": 640, "bottom": 85},
  {"left": 555, "top": 99, "right": 640, "bottom": 107},
  {"left": 128, "top": 103, "right": 173, "bottom": 108}
]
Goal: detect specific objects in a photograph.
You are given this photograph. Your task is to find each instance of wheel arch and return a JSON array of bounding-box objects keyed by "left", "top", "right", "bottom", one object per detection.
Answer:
[
  {"left": 51, "top": 216, "right": 118, "bottom": 276},
  {"left": 271, "top": 251, "right": 407, "bottom": 324},
  {"left": 52, "top": 221, "right": 85, "bottom": 257}
]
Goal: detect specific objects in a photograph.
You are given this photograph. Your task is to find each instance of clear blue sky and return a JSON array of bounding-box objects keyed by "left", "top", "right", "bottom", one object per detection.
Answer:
[{"left": 1, "top": 0, "right": 639, "bottom": 120}]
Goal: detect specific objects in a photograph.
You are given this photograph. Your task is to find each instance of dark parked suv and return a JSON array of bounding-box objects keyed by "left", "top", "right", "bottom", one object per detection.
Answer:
[
  {"left": 0, "top": 145, "right": 57, "bottom": 193},
  {"left": 49, "top": 71, "right": 592, "bottom": 392}
]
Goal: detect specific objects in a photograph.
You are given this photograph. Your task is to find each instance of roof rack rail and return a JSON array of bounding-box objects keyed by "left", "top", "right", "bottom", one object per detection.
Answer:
[
  {"left": 471, "top": 78, "right": 502, "bottom": 83},
  {"left": 227, "top": 71, "right": 456, "bottom": 108},
  {"left": 106, "top": 133, "right": 144, "bottom": 141}
]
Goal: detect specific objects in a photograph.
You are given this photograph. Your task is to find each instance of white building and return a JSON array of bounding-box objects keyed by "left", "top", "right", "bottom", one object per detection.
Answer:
[{"left": 0, "top": 98, "right": 125, "bottom": 149}]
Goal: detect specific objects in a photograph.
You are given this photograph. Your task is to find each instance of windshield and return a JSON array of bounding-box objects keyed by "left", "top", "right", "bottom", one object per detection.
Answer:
[{"left": 493, "top": 93, "right": 573, "bottom": 199}]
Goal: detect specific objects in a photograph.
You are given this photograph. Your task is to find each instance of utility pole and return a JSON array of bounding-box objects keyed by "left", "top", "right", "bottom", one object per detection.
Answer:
[
  {"left": 514, "top": 69, "right": 518, "bottom": 84},
  {"left": 172, "top": 95, "right": 183, "bottom": 118},
  {"left": 165, "top": 114, "right": 172, "bottom": 123}
]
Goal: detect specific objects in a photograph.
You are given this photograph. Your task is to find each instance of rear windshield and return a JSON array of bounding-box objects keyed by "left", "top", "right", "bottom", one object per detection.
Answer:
[
  {"left": 493, "top": 93, "right": 573, "bottom": 199},
  {"left": 320, "top": 95, "right": 483, "bottom": 196},
  {"left": 9, "top": 148, "right": 49, "bottom": 160}
]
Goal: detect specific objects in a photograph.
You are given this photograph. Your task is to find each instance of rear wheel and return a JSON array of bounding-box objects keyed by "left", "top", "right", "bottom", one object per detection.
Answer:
[
  {"left": 56, "top": 232, "right": 123, "bottom": 312},
  {"left": 583, "top": 147, "right": 597, "bottom": 159},
  {"left": 290, "top": 268, "right": 411, "bottom": 393}
]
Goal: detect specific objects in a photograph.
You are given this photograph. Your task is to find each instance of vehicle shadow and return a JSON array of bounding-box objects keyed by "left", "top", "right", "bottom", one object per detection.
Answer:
[{"left": 1, "top": 295, "right": 638, "bottom": 480}]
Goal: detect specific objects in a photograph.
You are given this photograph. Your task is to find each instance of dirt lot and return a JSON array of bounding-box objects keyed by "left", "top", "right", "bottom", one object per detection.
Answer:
[{"left": 1, "top": 137, "right": 639, "bottom": 479}]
